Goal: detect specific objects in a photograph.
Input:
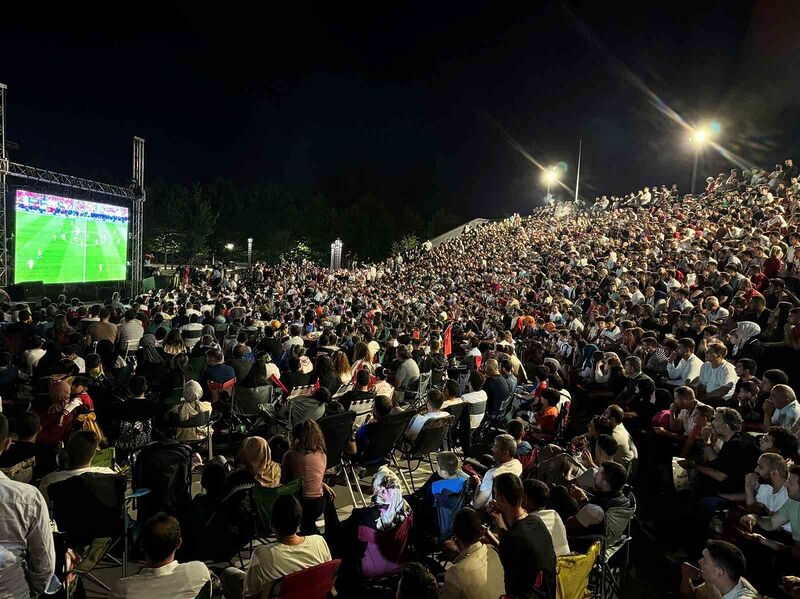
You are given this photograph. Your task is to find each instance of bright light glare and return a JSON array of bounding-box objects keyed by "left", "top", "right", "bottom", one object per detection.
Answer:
[
  {"left": 225, "top": 243, "right": 235, "bottom": 250},
  {"left": 542, "top": 169, "right": 560, "bottom": 185},
  {"left": 690, "top": 123, "right": 717, "bottom": 145}
]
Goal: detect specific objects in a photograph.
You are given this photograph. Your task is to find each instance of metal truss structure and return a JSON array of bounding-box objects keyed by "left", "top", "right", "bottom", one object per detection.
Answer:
[{"left": 0, "top": 83, "right": 145, "bottom": 295}]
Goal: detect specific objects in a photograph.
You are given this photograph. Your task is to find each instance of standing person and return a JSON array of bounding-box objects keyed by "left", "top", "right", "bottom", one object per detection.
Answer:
[
  {"left": 281, "top": 420, "right": 336, "bottom": 534},
  {"left": 487, "top": 473, "right": 556, "bottom": 599},
  {"left": 0, "top": 413, "right": 57, "bottom": 597}
]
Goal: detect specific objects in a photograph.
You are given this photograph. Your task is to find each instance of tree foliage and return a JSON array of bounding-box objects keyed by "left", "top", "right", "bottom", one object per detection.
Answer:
[{"left": 144, "top": 168, "right": 461, "bottom": 265}]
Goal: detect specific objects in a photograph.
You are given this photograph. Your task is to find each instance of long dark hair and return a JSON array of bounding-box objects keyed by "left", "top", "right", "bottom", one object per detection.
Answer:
[{"left": 291, "top": 419, "right": 327, "bottom": 454}]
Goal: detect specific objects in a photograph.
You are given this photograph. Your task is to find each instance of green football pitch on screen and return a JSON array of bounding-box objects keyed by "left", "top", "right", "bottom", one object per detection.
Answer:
[{"left": 14, "top": 193, "right": 129, "bottom": 284}]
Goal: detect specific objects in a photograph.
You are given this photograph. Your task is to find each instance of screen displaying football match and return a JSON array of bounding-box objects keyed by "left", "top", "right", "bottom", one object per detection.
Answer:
[{"left": 14, "top": 190, "right": 129, "bottom": 284}]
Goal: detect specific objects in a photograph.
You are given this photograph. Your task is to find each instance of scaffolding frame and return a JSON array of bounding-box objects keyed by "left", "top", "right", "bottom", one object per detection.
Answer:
[{"left": 0, "top": 83, "right": 145, "bottom": 295}]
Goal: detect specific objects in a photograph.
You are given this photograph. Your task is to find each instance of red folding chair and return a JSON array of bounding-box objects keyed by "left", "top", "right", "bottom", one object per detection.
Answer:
[
  {"left": 267, "top": 559, "right": 342, "bottom": 599},
  {"left": 207, "top": 377, "right": 236, "bottom": 403},
  {"left": 358, "top": 515, "right": 413, "bottom": 578}
]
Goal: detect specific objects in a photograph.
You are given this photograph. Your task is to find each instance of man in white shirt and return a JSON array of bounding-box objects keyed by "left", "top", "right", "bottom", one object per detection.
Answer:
[
  {"left": 112, "top": 513, "right": 210, "bottom": 599},
  {"left": 693, "top": 343, "right": 738, "bottom": 404},
  {"left": 764, "top": 384, "right": 800, "bottom": 432},
  {"left": 741, "top": 453, "right": 791, "bottom": 534},
  {"left": 405, "top": 389, "right": 449, "bottom": 441},
  {"left": 39, "top": 430, "right": 115, "bottom": 503},
  {"left": 604, "top": 405, "right": 638, "bottom": 467},
  {"left": 223, "top": 494, "right": 331, "bottom": 599},
  {"left": 281, "top": 324, "right": 305, "bottom": 353},
  {"left": 24, "top": 336, "right": 47, "bottom": 374},
  {"left": 179, "top": 315, "right": 205, "bottom": 350},
  {"left": 666, "top": 338, "right": 704, "bottom": 387},
  {"left": 0, "top": 413, "right": 57, "bottom": 598},
  {"left": 522, "top": 479, "right": 570, "bottom": 556},
  {"left": 628, "top": 282, "right": 646, "bottom": 305},
  {"left": 471, "top": 434, "right": 522, "bottom": 510},
  {"left": 681, "top": 540, "right": 758, "bottom": 599}
]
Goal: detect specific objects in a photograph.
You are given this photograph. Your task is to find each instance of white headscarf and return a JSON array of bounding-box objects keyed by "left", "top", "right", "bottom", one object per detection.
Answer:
[
  {"left": 183, "top": 380, "right": 203, "bottom": 403},
  {"left": 732, "top": 321, "right": 761, "bottom": 356}
]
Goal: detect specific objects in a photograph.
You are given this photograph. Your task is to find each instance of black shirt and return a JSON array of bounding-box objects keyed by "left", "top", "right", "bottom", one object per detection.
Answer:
[
  {"left": 483, "top": 374, "right": 511, "bottom": 415},
  {"left": 499, "top": 513, "right": 556, "bottom": 599},
  {"left": 708, "top": 432, "right": 760, "bottom": 493}
]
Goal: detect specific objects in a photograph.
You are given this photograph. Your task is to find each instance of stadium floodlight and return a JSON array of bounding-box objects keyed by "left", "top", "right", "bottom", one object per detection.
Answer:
[
  {"left": 689, "top": 122, "right": 719, "bottom": 194},
  {"left": 541, "top": 167, "right": 560, "bottom": 203}
]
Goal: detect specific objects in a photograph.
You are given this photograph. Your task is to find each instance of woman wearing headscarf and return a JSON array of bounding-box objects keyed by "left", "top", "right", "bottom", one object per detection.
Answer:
[
  {"left": 171, "top": 380, "right": 212, "bottom": 442},
  {"left": 208, "top": 436, "right": 282, "bottom": 561},
  {"left": 37, "top": 376, "right": 95, "bottom": 446},
  {"left": 338, "top": 467, "right": 412, "bottom": 587},
  {"left": 729, "top": 321, "right": 763, "bottom": 361}
]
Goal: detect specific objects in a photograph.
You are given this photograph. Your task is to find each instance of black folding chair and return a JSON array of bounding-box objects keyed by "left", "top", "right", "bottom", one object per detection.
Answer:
[
  {"left": 442, "top": 402, "right": 465, "bottom": 452},
  {"left": 318, "top": 410, "right": 359, "bottom": 506},
  {"left": 396, "top": 415, "right": 454, "bottom": 491},
  {"left": 345, "top": 409, "right": 416, "bottom": 504}
]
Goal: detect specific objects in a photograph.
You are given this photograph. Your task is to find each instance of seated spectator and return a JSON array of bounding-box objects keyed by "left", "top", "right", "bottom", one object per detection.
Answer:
[
  {"left": 614, "top": 356, "right": 656, "bottom": 423},
  {"left": 338, "top": 368, "right": 373, "bottom": 411},
  {"left": 226, "top": 344, "right": 253, "bottom": 383},
  {"left": 0, "top": 413, "right": 57, "bottom": 598},
  {"left": 665, "top": 338, "right": 703, "bottom": 388},
  {"left": 532, "top": 388, "right": 560, "bottom": 436},
  {"left": 223, "top": 494, "right": 331, "bottom": 599},
  {"left": 483, "top": 358, "right": 511, "bottom": 416},
  {"left": 440, "top": 508, "right": 506, "bottom": 599},
  {"left": 281, "top": 419, "right": 336, "bottom": 534},
  {"left": 563, "top": 461, "right": 631, "bottom": 534},
  {"left": 350, "top": 394, "right": 393, "bottom": 460},
  {"left": 681, "top": 408, "right": 759, "bottom": 500},
  {"left": 282, "top": 355, "right": 311, "bottom": 393},
  {"left": 471, "top": 434, "right": 523, "bottom": 510},
  {"left": 680, "top": 540, "right": 758, "bottom": 598},
  {"left": 440, "top": 378, "right": 463, "bottom": 410},
  {"left": 0, "top": 411, "right": 57, "bottom": 483},
  {"left": 39, "top": 430, "right": 115, "bottom": 503},
  {"left": 23, "top": 335, "right": 47, "bottom": 375},
  {"left": 692, "top": 342, "right": 738, "bottom": 406},
  {"left": 506, "top": 419, "right": 533, "bottom": 461},
  {"left": 570, "top": 434, "right": 619, "bottom": 490},
  {"left": 171, "top": 380, "right": 212, "bottom": 442},
  {"left": 462, "top": 370, "right": 488, "bottom": 431},
  {"left": 759, "top": 426, "right": 799, "bottom": 460},
  {"left": 764, "top": 384, "right": 800, "bottom": 434},
  {"left": 740, "top": 464, "right": 800, "bottom": 558},
  {"left": 740, "top": 453, "right": 792, "bottom": 535},
  {"left": 111, "top": 512, "right": 211, "bottom": 599},
  {"left": 280, "top": 387, "right": 329, "bottom": 427},
  {"left": 485, "top": 472, "right": 555, "bottom": 599},
  {"left": 522, "top": 479, "right": 570, "bottom": 556},
  {"left": 185, "top": 461, "right": 228, "bottom": 560},
  {"left": 397, "top": 562, "right": 439, "bottom": 599},
  {"left": 189, "top": 334, "right": 217, "bottom": 358},
  {"left": 37, "top": 375, "right": 94, "bottom": 446},
  {"left": 603, "top": 404, "right": 638, "bottom": 467},
  {"left": 339, "top": 467, "right": 411, "bottom": 585},
  {"left": 405, "top": 388, "right": 449, "bottom": 441},
  {"left": 200, "top": 349, "right": 236, "bottom": 395}
]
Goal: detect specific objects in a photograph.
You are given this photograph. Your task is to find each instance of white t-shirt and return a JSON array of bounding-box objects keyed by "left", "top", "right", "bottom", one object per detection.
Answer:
[
  {"left": 406, "top": 411, "right": 448, "bottom": 440},
  {"left": 111, "top": 560, "right": 210, "bottom": 599},
  {"left": 698, "top": 361, "right": 738, "bottom": 401},
  {"left": 772, "top": 400, "right": 800, "bottom": 431},
  {"left": 755, "top": 484, "right": 792, "bottom": 533},
  {"left": 244, "top": 535, "right": 331, "bottom": 599},
  {"left": 462, "top": 390, "right": 488, "bottom": 429},
  {"left": 473, "top": 459, "right": 522, "bottom": 509},
  {"left": 535, "top": 509, "right": 570, "bottom": 556}
]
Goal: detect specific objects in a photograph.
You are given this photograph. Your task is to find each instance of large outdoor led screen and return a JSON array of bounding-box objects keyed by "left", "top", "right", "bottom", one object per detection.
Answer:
[{"left": 14, "top": 190, "right": 129, "bottom": 284}]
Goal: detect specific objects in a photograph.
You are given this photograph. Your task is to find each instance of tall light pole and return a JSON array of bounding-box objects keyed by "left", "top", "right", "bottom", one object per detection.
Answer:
[
  {"left": 247, "top": 238, "right": 253, "bottom": 266},
  {"left": 542, "top": 167, "right": 560, "bottom": 204}
]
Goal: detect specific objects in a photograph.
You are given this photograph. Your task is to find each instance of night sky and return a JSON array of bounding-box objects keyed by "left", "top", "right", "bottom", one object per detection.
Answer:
[{"left": 3, "top": 1, "right": 799, "bottom": 219}]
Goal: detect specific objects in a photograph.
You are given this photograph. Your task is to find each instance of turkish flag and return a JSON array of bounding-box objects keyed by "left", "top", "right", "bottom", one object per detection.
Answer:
[{"left": 443, "top": 323, "right": 453, "bottom": 357}]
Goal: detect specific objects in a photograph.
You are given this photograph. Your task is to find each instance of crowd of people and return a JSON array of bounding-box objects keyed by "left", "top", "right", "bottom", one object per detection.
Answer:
[{"left": 2, "top": 158, "right": 800, "bottom": 598}]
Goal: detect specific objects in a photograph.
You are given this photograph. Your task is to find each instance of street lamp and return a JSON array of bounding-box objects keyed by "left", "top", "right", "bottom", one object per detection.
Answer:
[
  {"left": 224, "top": 243, "right": 234, "bottom": 251},
  {"left": 541, "top": 167, "right": 560, "bottom": 204},
  {"left": 689, "top": 123, "right": 718, "bottom": 194}
]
